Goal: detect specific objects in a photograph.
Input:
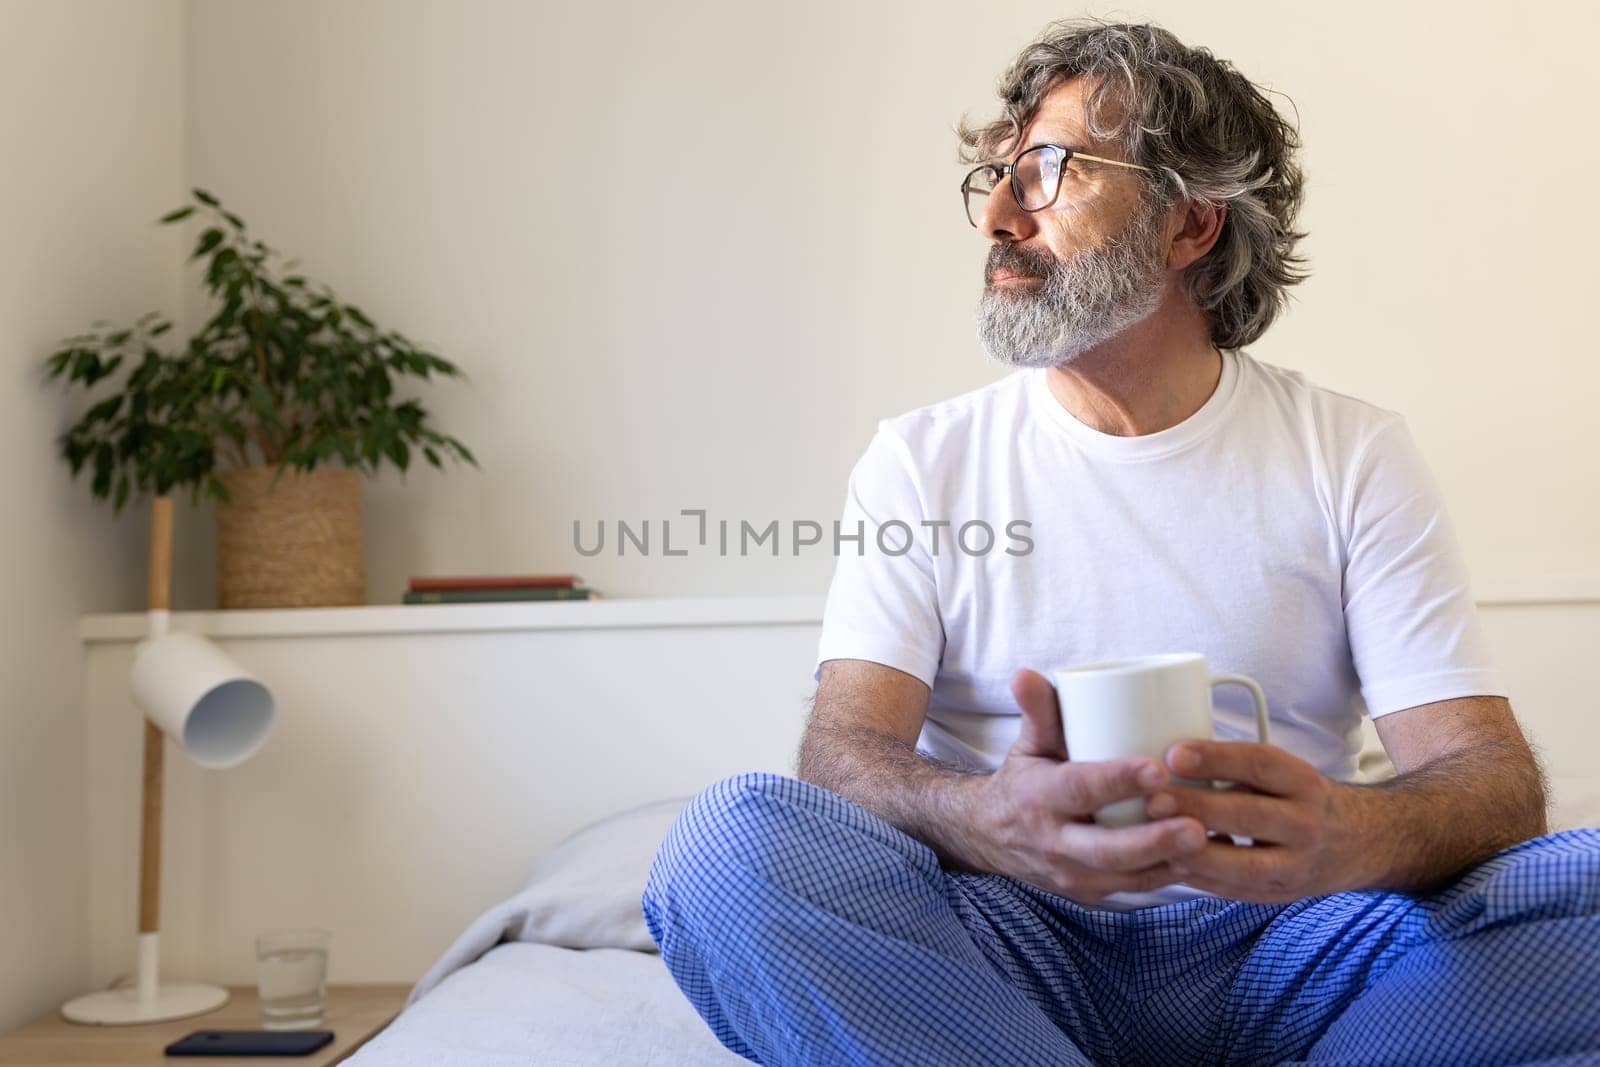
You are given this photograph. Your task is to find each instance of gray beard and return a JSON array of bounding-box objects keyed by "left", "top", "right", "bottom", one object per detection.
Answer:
[{"left": 975, "top": 199, "right": 1171, "bottom": 370}]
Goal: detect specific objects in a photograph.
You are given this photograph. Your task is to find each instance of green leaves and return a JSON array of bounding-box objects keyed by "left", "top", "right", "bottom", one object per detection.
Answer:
[
  {"left": 192, "top": 227, "right": 225, "bottom": 260},
  {"left": 44, "top": 187, "right": 475, "bottom": 513},
  {"left": 85, "top": 395, "right": 124, "bottom": 422}
]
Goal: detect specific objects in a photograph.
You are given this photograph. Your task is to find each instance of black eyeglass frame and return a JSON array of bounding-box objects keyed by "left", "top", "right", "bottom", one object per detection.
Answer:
[{"left": 960, "top": 144, "right": 1154, "bottom": 227}]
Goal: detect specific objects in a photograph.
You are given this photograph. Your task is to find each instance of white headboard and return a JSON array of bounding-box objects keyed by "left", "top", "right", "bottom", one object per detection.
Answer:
[{"left": 78, "top": 588, "right": 1598, "bottom": 987}]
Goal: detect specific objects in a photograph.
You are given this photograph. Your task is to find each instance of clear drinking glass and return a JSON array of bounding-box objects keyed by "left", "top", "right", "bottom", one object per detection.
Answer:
[{"left": 255, "top": 928, "right": 330, "bottom": 1030}]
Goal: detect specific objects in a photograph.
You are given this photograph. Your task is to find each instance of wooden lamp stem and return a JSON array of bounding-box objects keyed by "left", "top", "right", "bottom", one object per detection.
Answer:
[
  {"left": 148, "top": 494, "right": 173, "bottom": 613},
  {"left": 140, "top": 496, "right": 174, "bottom": 938},
  {"left": 138, "top": 730, "right": 164, "bottom": 935}
]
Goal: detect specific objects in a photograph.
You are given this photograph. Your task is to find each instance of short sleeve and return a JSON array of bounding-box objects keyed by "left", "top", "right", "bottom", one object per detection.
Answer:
[
  {"left": 1342, "top": 417, "right": 1506, "bottom": 717},
  {"left": 813, "top": 426, "right": 945, "bottom": 687}
]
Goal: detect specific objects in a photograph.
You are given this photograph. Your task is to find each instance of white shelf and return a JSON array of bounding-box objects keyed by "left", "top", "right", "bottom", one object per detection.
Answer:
[
  {"left": 77, "top": 578, "right": 1600, "bottom": 644},
  {"left": 79, "top": 595, "right": 828, "bottom": 644},
  {"left": 1472, "top": 575, "right": 1600, "bottom": 607}
]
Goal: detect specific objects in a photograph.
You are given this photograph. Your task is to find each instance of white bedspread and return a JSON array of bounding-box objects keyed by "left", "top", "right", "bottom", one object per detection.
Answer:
[{"left": 348, "top": 942, "right": 741, "bottom": 1065}]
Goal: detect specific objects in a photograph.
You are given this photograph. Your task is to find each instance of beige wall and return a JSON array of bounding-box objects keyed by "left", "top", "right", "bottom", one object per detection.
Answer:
[
  {"left": 179, "top": 0, "right": 1599, "bottom": 606},
  {"left": 0, "top": 0, "right": 185, "bottom": 1030}
]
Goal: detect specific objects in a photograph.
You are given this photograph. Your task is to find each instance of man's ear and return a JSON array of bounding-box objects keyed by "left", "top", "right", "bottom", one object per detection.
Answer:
[{"left": 1167, "top": 199, "right": 1226, "bottom": 271}]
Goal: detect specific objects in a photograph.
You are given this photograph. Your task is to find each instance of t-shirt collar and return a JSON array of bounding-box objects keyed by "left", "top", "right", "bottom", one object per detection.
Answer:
[{"left": 1026, "top": 349, "right": 1241, "bottom": 461}]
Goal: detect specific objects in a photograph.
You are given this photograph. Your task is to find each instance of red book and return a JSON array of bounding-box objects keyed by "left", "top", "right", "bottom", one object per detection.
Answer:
[{"left": 408, "top": 574, "right": 580, "bottom": 593}]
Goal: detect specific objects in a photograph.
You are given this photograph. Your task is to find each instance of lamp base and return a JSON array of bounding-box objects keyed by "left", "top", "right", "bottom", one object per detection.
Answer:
[{"left": 61, "top": 982, "right": 229, "bottom": 1025}]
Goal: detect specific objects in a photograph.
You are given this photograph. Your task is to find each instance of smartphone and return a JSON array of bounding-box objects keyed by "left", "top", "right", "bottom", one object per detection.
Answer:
[{"left": 165, "top": 1029, "right": 335, "bottom": 1056}]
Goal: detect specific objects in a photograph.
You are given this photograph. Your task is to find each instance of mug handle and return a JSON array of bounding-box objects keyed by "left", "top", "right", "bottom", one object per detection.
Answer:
[{"left": 1209, "top": 674, "right": 1270, "bottom": 745}]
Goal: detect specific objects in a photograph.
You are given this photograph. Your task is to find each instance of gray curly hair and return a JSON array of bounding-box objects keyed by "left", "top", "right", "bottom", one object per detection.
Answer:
[{"left": 958, "top": 19, "right": 1310, "bottom": 351}]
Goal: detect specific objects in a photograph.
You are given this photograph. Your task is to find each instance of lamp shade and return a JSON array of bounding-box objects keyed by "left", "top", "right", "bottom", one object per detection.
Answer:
[{"left": 129, "top": 632, "right": 275, "bottom": 768}]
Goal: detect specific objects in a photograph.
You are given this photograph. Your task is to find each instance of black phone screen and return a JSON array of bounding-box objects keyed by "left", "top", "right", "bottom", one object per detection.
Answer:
[{"left": 165, "top": 1029, "right": 335, "bottom": 1056}]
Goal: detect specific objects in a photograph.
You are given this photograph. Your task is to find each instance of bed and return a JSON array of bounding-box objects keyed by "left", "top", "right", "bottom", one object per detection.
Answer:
[{"left": 348, "top": 755, "right": 1600, "bottom": 1066}]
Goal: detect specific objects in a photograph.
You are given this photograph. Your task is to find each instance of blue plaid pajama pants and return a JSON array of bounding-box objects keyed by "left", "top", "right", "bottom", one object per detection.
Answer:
[{"left": 641, "top": 771, "right": 1600, "bottom": 1066}]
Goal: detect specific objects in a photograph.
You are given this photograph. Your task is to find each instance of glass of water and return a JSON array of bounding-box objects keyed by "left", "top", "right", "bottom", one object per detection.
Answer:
[{"left": 256, "top": 928, "right": 331, "bottom": 1030}]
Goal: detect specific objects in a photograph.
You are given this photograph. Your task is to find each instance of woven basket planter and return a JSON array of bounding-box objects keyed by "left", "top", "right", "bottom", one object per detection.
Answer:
[{"left": 215, "top": 466, "right": 366, "bottom": 609}]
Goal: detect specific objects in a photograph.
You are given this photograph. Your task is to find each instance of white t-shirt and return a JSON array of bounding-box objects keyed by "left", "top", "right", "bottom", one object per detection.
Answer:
[{"left": 813, "top": 349, "right": 1505, "bottom": 908}]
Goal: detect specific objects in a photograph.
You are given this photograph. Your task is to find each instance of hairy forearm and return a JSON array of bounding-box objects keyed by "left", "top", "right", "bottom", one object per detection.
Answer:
[
  {"left": 797, "top": 722, "right": 993, "bottom": 870},
  {"left": 1337, "top": 738, "right": 1548, "bottom": 894}
]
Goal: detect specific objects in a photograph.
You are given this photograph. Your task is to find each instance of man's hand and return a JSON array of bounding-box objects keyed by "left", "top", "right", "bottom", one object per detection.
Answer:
[
  {"left": 968, "top": 670, "right": 1210, "bottom": 904},
  {"left": 1145, "top": 740, "right": 1369, "bottom": 903}
]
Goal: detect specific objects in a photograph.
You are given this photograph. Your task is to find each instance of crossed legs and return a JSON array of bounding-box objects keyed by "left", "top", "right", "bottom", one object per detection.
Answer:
[{"left": 643, "top": 772, "right": 1600, "bottom": 1066}]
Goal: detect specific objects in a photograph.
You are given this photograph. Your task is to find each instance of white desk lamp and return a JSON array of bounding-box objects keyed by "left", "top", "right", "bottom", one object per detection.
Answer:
[{"left": 62, "top": 496, "right": 276, "bottom": 1025}]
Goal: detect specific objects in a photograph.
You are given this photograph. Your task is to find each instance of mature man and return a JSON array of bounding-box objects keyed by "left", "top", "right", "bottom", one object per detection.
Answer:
[{"left": 642, "top": 19, "right": 1600, "bottom": 1065}]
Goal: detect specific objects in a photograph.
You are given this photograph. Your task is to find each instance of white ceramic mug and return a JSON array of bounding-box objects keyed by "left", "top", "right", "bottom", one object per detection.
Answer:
[{"left": 1052, "top": 653, "right": 1270, "bottom": 826}]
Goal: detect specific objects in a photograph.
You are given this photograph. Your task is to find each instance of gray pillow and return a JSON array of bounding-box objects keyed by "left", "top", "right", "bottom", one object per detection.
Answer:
[
  {"left": 408, "top": 796, "right": 690, "bottom": 1007},
  {"left": 514, "top": 796, "right": 692, "bottom": 951}
]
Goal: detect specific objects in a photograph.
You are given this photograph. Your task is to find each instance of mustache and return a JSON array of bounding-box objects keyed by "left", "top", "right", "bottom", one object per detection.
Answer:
[{"left": 985, "top": 242, "right": 1060, "bottom": 283}]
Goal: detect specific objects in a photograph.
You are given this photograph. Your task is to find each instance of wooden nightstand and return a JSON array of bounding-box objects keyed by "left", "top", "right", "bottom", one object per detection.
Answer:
[{"left": 0, "top": 984, "right": 409, "bottom": 1065}]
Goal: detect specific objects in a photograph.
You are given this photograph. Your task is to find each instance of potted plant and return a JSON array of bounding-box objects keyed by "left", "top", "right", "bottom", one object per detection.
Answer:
[{"left": 45, "top": 188, "right": 475, "bottom": 609}]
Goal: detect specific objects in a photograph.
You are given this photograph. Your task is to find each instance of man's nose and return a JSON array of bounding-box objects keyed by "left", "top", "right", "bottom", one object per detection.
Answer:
[{"left": 978, "top": 179, "right": 1038, "bottom": 244}]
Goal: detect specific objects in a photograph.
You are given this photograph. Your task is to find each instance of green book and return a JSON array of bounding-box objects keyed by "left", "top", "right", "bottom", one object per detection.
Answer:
[{"left": 403, "top": 587, "right": 598, "bottom": 604}]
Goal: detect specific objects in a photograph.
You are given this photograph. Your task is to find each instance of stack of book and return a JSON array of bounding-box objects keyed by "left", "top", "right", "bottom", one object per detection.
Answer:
[{"left": 402, "top": 574, "right": 599, "bottom": 604}]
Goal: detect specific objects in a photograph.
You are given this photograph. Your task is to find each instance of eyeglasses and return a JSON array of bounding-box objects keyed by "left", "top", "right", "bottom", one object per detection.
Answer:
[{"left": 960, "top": 144, "right": 1153, "bottom": 227}]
